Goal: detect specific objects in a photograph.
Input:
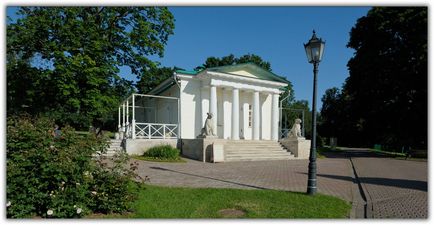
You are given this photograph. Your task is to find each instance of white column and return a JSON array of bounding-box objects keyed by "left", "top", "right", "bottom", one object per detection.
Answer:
[
  {"left": 132, "top": 94, "right": 136, "bottom": 139},
  {"left": 231, "top": 88, "right": 240, "bottom": 140},
  {"left": 118, "top": 107, "right": 121, "bottom": 130},
  {"left": 253, "top": 91, "right": 260, "bottom": 140},
  {"left": 126, "top": 99, "right": 129, "bottom": 125},
  {"left": 222, "top": 88, "right": 232, "bottom": 139},
  {"left": 210, "top": 85, "right": 217, "bottom": 135},
  {"left": 271, "top": 93, "right": 279, "bottom": 141},
  {"left": 126, "top": 100, "right": 129, "bottom": 138},
  {"left": 122, "top": 103, "right": 126, "bottom": 132}
]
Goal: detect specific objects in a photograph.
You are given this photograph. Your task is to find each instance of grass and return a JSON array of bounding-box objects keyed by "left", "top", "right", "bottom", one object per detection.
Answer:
[
  {"left": 317, "top": 146, "right": 341, "bottom": 158},
  {"left": 94, "top": 185, "right": 351, "bottom": 218},
  {"left": 369, "top": 149, "right": 406, "bottom": 157},
  {"left": 131, "top": 155, "right": 186, "bottom": 163}
]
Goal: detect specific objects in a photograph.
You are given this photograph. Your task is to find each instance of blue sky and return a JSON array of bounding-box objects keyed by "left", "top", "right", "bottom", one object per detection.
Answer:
[{"left": 7, "top": 6, "right": 371, "bottom": 109}]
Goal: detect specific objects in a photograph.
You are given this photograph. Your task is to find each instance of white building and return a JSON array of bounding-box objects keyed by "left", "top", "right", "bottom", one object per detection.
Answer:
[{"left": 117, "top": 63, "right": 310, "bottom": 161}]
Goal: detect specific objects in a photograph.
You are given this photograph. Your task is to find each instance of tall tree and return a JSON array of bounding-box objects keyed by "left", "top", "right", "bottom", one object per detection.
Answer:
[
  {"left": 136, "top": 66, "right": 175, "bottom": 94},
  {"left": 7, "top": 7, "right": 175, "bottom": 129},
  {"left": 319, "top": 7, "right": 427, "bottom": 149}
]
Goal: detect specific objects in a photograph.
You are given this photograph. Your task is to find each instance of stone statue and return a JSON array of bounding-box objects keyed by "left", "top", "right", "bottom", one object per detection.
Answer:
[
  {"left": 288, "top": 118, "right": 302, "bottom": 138},
  {"left": 200, "top": 112, "right": 216, "bottom": 137}
]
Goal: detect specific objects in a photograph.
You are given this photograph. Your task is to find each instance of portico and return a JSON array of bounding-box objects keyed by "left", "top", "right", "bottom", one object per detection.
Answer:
[{"left": 202, "top": 84, "right": 281, "bottom": 141}]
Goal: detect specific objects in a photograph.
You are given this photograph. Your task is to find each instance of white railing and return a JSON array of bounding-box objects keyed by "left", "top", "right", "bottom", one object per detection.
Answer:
[{"left": 134, "top": 123, "right": 178, "bottom": 139}]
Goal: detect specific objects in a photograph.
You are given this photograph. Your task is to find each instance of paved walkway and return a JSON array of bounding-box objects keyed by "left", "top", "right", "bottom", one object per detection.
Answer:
[
  {"left": 132, "top": 157, "right": 353, "bottom": 203},
  {"left": 131, "top": 148, "right": 427, "bottom": 219},
  {"left": 344, "top": 148, "right": 428, "bottom": 218}
]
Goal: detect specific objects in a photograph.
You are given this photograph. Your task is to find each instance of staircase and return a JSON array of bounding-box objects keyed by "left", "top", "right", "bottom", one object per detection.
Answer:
[
  {"left": 223, "top": 140, "right": 294, "bottom": 162},
  {"left": 96, "top": 139, "right": 124, "bottom": 157}
]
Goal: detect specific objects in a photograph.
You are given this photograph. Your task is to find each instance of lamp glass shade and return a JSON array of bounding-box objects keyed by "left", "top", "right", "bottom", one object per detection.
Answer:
[{"left": 304, "top": 32, "right": 325, "bottom": 63}]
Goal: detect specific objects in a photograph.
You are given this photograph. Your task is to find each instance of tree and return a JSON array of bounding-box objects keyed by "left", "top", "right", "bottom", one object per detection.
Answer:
[
  {"left": 7, "top": 7, "right": 175, "bottom": 129},
  {"left": 196, "top": 53, "right": 272, "bottom": 72},
  {"left": 136, "top": 66, "right": 175, "bottom": 94},
  {"left": 319, "top": 88, "right": 342, "bottom": 138},
  {"left": 319, "top": 7, "right": 427, "bottom": 149}
]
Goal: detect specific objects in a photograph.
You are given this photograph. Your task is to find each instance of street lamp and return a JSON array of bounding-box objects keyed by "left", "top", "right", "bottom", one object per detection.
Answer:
[{"left": 304, "top": 30, "right": 325, "bottom": 195}]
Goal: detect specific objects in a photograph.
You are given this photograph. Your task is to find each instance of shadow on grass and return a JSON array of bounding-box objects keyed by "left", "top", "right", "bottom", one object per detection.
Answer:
[{"left": 149, "top": 166, "right": 269, "bottom": 190}]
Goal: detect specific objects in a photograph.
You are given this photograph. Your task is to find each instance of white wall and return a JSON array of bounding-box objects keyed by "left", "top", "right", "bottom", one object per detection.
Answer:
[{"left": 180, "top": 79, "right": 202, "bottom": 139}]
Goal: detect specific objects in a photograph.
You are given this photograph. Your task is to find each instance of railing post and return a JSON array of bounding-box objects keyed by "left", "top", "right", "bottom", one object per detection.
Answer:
[
  {"left": 132, "top": 94, "right": 136, "bottom": 139},
  {"left": 163, "top": 124, "right": 166, "bottom": 139},
  {"left": 148, "top": 125, "right": 151, "bottom": 139}
]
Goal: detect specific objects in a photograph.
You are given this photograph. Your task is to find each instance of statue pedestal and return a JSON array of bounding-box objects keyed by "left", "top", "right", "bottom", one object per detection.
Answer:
[{"left": 280, "top": 137, "right": 311, "bottom": 159}]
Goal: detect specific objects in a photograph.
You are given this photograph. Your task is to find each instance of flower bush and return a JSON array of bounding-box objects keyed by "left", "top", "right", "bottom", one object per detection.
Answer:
[
  {"left": 6, "top": 116, "right": 141, "bottom": 218},
  {"left": 143, "top": 145, "right": 180, "bottom": 160}
]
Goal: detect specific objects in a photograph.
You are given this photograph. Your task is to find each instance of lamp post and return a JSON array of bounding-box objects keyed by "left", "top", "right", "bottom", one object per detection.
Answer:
[{"left": 304, "top": 30, "right": 325, "bottom": 195}]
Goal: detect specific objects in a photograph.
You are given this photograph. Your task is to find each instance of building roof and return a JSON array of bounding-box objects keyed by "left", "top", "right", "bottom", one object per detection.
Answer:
[{"left": 176, "top": 63, "right": 290, "bottom": 84}]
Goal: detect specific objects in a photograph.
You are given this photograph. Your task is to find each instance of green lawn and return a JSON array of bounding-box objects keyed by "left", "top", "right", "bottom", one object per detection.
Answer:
[{"left": 97, "top": 185, "right": 351, "bottom": 218}]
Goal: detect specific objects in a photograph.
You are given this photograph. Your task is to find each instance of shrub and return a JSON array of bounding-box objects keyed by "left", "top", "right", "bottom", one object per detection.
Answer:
[
  {"left": 143, "top": 145, "right": 180, "bottom": 160},
  {"left": 6, "top": 116, "right": 141, "bottom": 218}
]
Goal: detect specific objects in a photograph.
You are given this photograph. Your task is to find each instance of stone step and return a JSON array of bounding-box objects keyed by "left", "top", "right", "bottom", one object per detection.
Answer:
[
  {"left": 225, "top": 147, "right": 285, "bottom": 150},
  {"left": 225, "top": 151, "right": 291, "bottom": 155},
  {"left": 225, "top": 147, "right": 287, "bottom": 150},
  {"left": 226, "top": 154, "right": 293, "bottom": 159},
  {"left": 220, "top": 140, "right": 294, "bottom": 162},
  {"left": 226, "top": 151, "right": 291, "bottom": 155},
  {"left": 224, "top": 142, "right": 281, "bottom": 145},
  {"left": 225, "top": 155, "right": 294, "bottom": 162}
]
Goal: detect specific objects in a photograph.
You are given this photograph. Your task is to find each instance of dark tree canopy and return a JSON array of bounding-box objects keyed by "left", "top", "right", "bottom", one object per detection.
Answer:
[
  {"left": 7, "top": 7, "right": 175, "bottom": 129},
  {"left": 196, "top": 53, "right": 272, "bottom": 72},
  {"left": 136, "top": 66, "right": 175, "bottom": 94},
  {"left": 319, "top": 7, "right": 427, "bottom": 149}
]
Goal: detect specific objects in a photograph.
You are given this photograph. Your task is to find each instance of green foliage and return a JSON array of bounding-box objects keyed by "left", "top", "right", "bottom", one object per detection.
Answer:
[
  {"left": 136, "top": 66, "right": 175, "bottom": 94},
  {"left": 196, "top": 53, "right": 272, "bottom": 72},
  {"left": 143, "top": 145, "right": 180, "bottom": 160},
  {"left": 7, "top": 7, "right": 175, "bottom": 129},
  {"left": 6, "top": 116, "right": 141, "bottom": 218},
  {"left": 319, "top": 7, "right": 427, "bottom": 149}
]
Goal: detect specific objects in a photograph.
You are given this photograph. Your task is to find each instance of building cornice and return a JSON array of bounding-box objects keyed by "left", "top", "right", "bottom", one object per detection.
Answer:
[{"left": 206, "top": 71, "right": 288, "bottom": 88}]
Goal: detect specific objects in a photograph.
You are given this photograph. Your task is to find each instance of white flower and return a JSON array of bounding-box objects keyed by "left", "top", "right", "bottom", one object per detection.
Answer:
[
  {"left": 61, "top": 181, "right": 65, "bottom": 185},
  {"left": 91, "top": 191, "right": 97, "bottom": 195},
  {"left": 6, "top": 201, "right": 11, "bottom": 207},
  {"left": 50, "top": 145, "right": 55, "bottom": 149},
  {"left": 73, "top": 205, "right": 77, "bottom": 208},
  {"left": 76, "top": 183, "right": 80, "bottom": 186},
  {"left": 47, "top": 209, "right": 54, "bottom": 216},
  {"left": 76, "top": 208, "right": 82, "bottom": 214}
]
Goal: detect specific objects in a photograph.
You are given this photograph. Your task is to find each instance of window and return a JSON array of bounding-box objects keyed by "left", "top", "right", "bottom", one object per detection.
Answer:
[{"left": 248, "top": 104, "right": 252, "bottom": 127}]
